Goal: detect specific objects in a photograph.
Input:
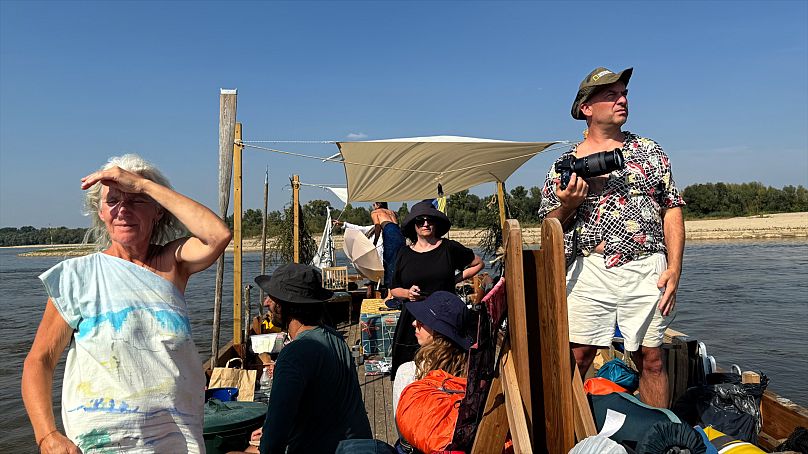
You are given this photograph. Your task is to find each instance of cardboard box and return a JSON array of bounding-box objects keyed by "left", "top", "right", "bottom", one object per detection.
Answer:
[{"left": 359, "top": 299, "right": 400, "bottom": 358}]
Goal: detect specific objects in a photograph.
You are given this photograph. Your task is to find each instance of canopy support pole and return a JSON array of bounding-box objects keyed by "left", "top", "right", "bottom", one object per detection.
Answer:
[
  {"left": 496, "top": 181, "right": 507, "bottom": 229},
  {"left": 293, "top": 174, "right": 300, "bottom": 263},
  {"left": 233, "top": 122, "right": 244, "bottom": 346}
]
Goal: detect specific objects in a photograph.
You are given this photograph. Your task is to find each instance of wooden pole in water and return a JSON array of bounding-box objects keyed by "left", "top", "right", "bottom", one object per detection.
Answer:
[
  {"left": 258, "top": 167, "right": 268, "bottom": 316},
  {"left": 233, "top": 123, "right": 244, "bottom": 346},
  {"left": 212, "top": 88, "right": 237, "bottom": 368},
  {"left": 292, "top": 174, "right": 300, "bottom": 263},
  {"left": 496, "top": 181, "right": 507, "bottom": 228}
]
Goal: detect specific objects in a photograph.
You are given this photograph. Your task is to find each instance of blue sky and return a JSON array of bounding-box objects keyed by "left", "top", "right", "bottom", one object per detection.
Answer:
[{"left": 1, "top": 1, "right": 806, "bottom": 228}]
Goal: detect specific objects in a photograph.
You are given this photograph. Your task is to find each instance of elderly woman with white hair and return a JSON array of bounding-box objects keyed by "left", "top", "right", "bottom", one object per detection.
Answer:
[{"left": 21, "top": 154, "right": 232, "bottom": 453}]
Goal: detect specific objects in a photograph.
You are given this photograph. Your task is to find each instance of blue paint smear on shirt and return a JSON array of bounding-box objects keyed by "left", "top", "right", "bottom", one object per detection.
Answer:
[
  {"left": 152, "top": 310, "right": 191, "bottom": 334},
  {"left": 76, "top": 307, "right": 190, "bottom": 339},
  {"left": 66, "top": 399, "right": 194, "bottom": 418}
]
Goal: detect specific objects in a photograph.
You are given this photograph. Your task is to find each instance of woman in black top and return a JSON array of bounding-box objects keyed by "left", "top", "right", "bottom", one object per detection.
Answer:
[{"left": 389, "top": 201, "right": 483, "bottom": 379}]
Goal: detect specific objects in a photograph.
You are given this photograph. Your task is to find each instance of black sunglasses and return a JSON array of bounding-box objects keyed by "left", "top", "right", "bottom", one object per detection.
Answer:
[{"left": 414, "top": 216, "right": 433, "bottom": 226}]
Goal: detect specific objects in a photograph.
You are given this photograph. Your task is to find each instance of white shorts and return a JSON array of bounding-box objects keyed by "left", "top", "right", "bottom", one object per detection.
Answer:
[{"left": 566, "top": 252, "right": 671, "bottom": 351}]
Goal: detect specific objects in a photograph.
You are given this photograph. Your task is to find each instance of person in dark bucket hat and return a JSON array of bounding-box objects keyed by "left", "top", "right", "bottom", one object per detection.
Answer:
[
  {"left": 254, "top": 263, "right": 334, "bottom": 304},
  {"left": 400, "top": 200, "right": 452, "bottom": 242},
  {"left": 248, "top": 262, "right": 373, "bottom": 453},
  {"left": 571, "top": 67, "right": 633, "bottom": 120},
  {"left": 536, "top": 65, "right": 686, "bottom": 409},
  {"left": 389, "top": 201, "right": 483, "bottom": 382},
  {"left": 391, "top": 291, "right": 471, "bottom": 420}
]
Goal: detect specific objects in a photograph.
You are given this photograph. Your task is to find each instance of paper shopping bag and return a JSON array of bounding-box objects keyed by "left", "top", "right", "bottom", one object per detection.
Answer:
[{"left": 209, "top": 358, "right": 256, "bottom": 402}]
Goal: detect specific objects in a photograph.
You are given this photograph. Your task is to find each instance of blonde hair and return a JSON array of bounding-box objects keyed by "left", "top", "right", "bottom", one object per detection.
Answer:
[
  {"left": 82, "top": 154, "right": 187, "bottom": 250},
  {"left": 414, "top": 333, "right": 468, "bottom": 379}
]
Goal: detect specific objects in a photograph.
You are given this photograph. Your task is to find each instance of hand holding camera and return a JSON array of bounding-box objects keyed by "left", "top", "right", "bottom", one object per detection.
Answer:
[{"left": 555, "top": 148, "right": 625, "bottom": 190}]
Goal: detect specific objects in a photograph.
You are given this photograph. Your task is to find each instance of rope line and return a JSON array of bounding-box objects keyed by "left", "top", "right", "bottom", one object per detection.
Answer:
[
  {"left": 241, "top": 143, "right": 442, "bottom": 175},
  {"left": 242, "top": 140, "right": 337, "bottom": 144},
  {"left": 297, "top": 182, "right": 346, "bottom": 188},
  {"left": 239, "top": 141, "right": 572, "bottom": 177}
]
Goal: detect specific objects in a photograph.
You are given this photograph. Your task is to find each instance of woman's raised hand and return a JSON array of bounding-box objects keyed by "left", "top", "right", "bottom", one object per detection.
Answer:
[
  {"left": 408, "top": 285, "right": 423, "bottom": 301},
  {"left": 80, "top": 166, "right": 148, "bottom": 193}
]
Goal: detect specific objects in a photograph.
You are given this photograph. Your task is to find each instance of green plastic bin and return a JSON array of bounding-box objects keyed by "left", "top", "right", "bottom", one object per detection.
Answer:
[{"left": 203, "top": 399, "right": 267, "bottom": 454}]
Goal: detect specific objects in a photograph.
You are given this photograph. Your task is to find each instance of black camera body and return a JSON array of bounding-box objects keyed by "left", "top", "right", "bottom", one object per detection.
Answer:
[{"left": 555, "top": 148, "right": 625, "bottom": 189}]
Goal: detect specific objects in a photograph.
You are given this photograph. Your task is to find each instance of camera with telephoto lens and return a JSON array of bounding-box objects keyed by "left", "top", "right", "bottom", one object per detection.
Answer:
[{"left": 555, "top": 148, "right": 625, "bottom": 190}]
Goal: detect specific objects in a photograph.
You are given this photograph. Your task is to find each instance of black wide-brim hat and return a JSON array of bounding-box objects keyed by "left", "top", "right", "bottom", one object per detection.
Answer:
[
  {"left": 254, "top": 263, "right": 334, "bottom": 304},
  {"left": 571, "top": 66, "right": 633, "bottom": 120},
  {"left": 407, "top": 291, "right": 472, "bottom": 350},
  {"left": 401, "top": 200, "right": 452, "bottom": 242}
]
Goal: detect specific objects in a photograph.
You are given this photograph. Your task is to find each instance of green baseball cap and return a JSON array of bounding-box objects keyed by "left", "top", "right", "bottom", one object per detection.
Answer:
[{"left": 570, "top": 67, "right": 633, "bottom": 120}]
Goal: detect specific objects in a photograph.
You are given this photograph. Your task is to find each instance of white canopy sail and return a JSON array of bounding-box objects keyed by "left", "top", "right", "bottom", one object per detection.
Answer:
[{"left": 336, "top": 135, "right": 558, "bottom": 202}]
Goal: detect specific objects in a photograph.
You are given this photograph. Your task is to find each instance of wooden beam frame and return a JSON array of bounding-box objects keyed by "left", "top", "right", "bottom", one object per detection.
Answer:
[
  {"left": 503, "top": 220, "right": 535, "bottom": 436},
  {"left": 501, "top": 349, "right": 533, "bottom": 454},
  {"left": 535, "top": 219, "right": 575, "bottom": 452},
  {"left": 471, "top": 372, "right": 508, "bottom": 453},
  {"left": 471, "top": 219, "right": 580, "bottom": 453}
]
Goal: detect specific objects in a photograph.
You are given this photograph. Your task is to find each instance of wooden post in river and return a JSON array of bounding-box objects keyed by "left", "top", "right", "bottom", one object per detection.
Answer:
[
  {"left": 233, "top": 122, "right": 244, "bottom": 346},
  {"left": 292, "top": 174, "right": 300, "bottom": 263},
  {"left": 212, "top": 88, "right": 237, "bottom": 368}
]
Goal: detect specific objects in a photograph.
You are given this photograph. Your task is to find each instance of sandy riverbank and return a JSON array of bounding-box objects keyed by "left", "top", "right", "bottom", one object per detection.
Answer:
[
  {"left": 236, "top": 212, "right": 808, "bottom": 251},
  {"left": 10, "top": 212, "right": 807, "bottom": 256}
]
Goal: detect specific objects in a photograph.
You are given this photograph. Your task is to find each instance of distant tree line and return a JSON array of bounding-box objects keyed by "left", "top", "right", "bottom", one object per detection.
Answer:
[
  {"left": 0, "top": 226, "right": 86, "bottom": 247},
  {"left": 681, "top": 182, "right": 808, "bottom": 218},
  {"left": 3, "top": 182, "right": 807, "bottom": 246}
]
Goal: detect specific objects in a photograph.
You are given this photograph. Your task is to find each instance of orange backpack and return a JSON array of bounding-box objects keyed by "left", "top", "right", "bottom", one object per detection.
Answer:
[{"left": 396, "top": 369, "right": 467, "bottom": 454}]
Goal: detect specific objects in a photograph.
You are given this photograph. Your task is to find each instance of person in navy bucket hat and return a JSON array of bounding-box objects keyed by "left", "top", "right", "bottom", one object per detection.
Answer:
[
  {"left": 406, "top": 291, "right": 472, "bottom": 350},
  {"left": 391, "top": 291, "right": 472, "bottom": 428}
]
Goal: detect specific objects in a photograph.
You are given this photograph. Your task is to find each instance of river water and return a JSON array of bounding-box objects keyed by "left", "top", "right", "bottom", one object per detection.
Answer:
[{"left": 1, "top": 240, "right": 806, "bottom": 451}]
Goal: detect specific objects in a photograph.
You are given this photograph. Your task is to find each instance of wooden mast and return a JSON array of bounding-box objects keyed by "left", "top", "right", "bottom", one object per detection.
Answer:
[
  {"left": 292, "top": 174, "right": 300, "bottom": 263},
  {"left": 233, "top": 123, "right": 244, "bottom": 346},
  {"left": 212, "top": 88, "right": 237, "bottom": 368},
  {"left": 259, "top": 167, "right": 269, "bottom": 314}
]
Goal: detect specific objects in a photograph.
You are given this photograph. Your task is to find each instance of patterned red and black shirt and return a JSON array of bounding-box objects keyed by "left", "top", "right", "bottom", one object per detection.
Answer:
[{"left": 537, "top": 131, "right": 685, "bottom": 267}]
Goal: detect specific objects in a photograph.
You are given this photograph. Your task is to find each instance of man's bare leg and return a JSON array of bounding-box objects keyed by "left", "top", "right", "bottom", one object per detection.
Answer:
[
  {"left": 631, "top": 346, "right": 668, "bottom": 407},
  {"left": 571, "top": 343, "right": 598, "bottom": 378}
]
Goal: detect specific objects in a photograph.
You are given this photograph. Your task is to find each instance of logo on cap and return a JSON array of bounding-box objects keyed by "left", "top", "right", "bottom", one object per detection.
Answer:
[{"left": 591, "top": 70, "right": 613, "bottom": 82}]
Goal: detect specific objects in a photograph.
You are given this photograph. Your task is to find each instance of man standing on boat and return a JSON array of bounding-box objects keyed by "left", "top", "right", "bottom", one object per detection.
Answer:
[
  {"left": 334, "top": 202, "right": 405, "bottom": 292},
  {"left": 370, "top": 202, "right": 406, "bottom": 291},
  {"left": 537, "top": 67, "right": 686, "bottom": 408},
  {"left": 248, "top": 264, "right": 372, "bottom": 453}
]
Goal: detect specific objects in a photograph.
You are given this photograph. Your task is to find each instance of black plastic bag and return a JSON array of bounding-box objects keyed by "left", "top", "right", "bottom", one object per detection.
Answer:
[
  {"left": 672, "top": 372, "right": 768, "bottom": 444},
  {"left": 635, "top": 421, "right": 707, "bottom": 454}
]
